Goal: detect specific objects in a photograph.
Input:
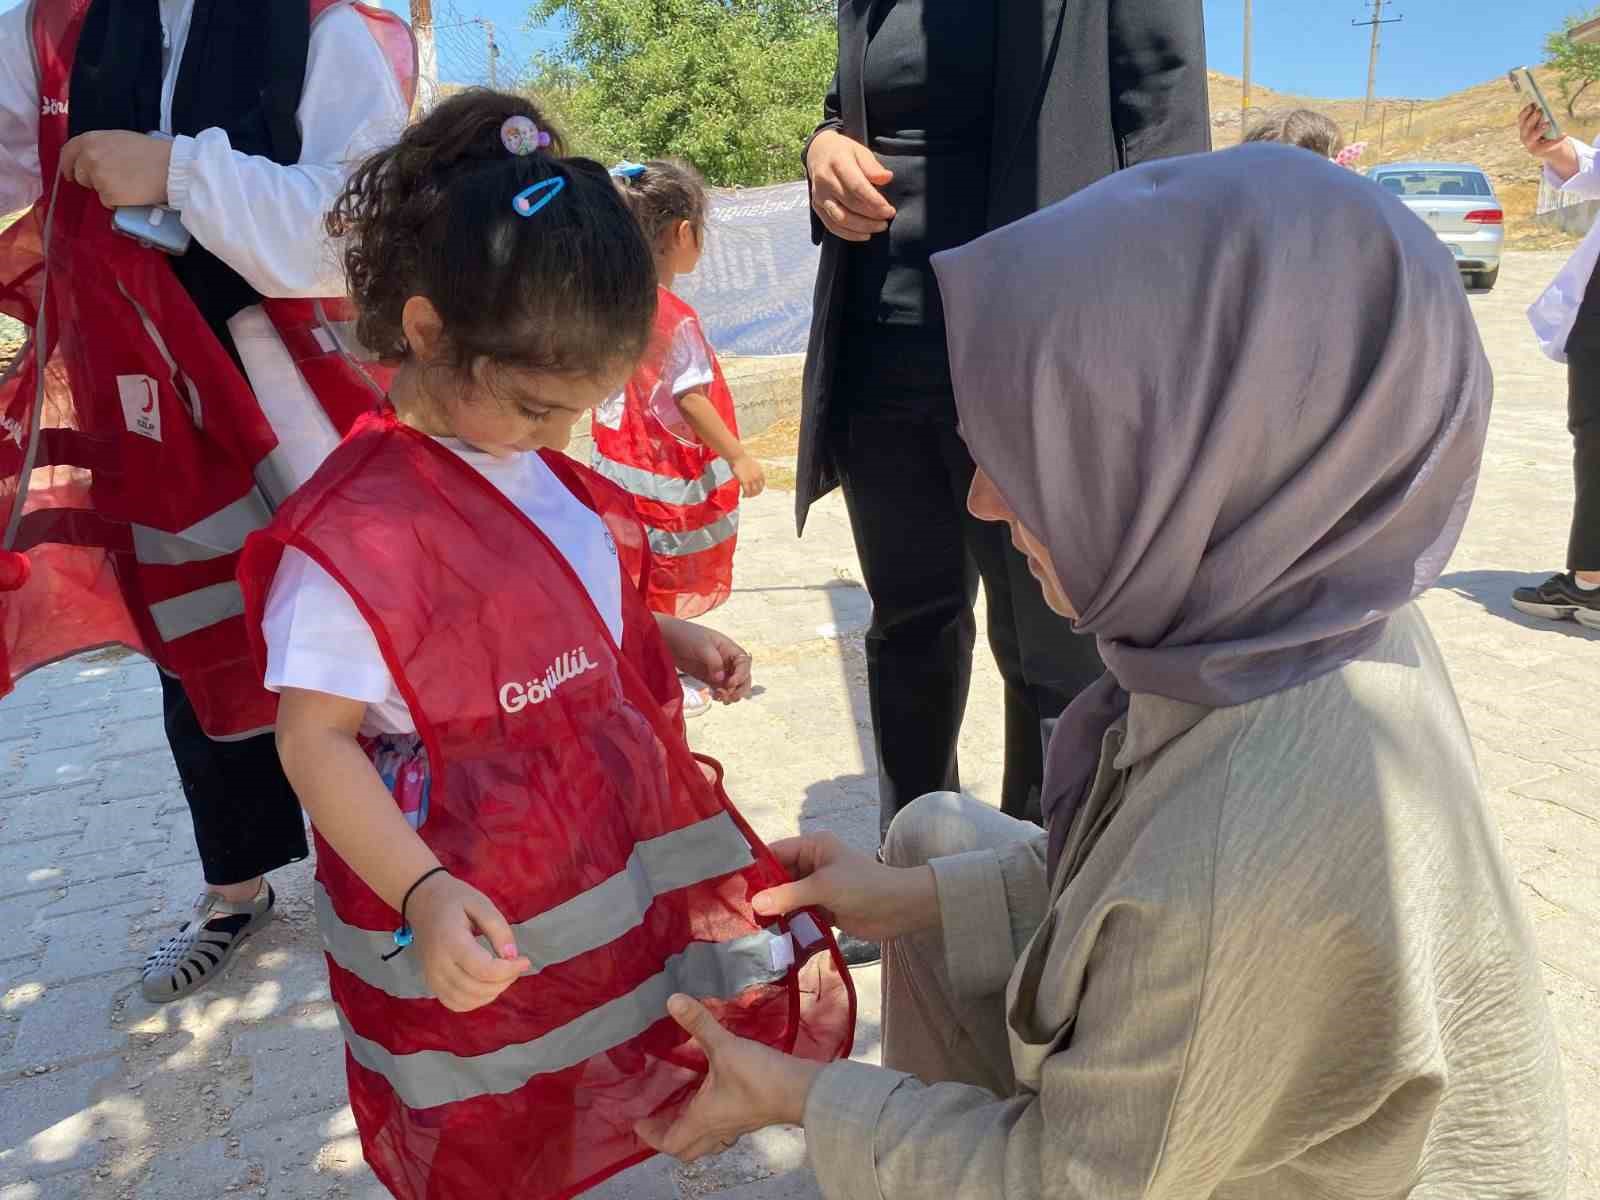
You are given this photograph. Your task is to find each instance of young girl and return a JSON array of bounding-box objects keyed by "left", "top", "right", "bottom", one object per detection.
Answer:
[
  {"left": 236, "top": 93, "right": 852, "bottom": 1200},
  {"left": 592, "top": 160, "right": 764, "bottom": 715}
]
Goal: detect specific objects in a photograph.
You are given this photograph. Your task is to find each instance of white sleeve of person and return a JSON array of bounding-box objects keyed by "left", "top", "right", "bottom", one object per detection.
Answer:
[
  {"left": 165, "top": 3, "right": 411, "bottom": 298},
  {"left": 647, "top": 317, "right": 717, "bottom": 442},
  {"left": 261, "top": 546, "right": 395, "bottom": 709},
  {"left": 1547, "top": 139, "right": 1600, "bottom": 202},
  {"left": 0, "top": 0, "right": 43, "bottom": 217}
]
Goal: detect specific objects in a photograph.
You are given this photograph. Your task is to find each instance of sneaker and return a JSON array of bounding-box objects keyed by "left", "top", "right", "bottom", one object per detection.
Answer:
[
  {"left": 1511, "top": 573, "right": 1600, "bottom": 630},
  {"left": 681, "top": 678, "right": 712, "bottom": 719},
  {"left": 141, "top": 883, "right": 275, "bottom": 1003}
]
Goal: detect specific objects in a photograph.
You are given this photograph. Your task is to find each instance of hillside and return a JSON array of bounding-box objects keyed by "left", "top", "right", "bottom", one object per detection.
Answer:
[{"left": 1208, "top": 65, "right": 1600, "bottom": 248}]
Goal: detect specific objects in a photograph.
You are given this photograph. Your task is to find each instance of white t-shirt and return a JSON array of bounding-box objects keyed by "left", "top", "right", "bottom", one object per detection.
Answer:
[
  {"left": 261, "top": 440, "right": 624, "bottom": 736},
  {"left": 593, "top": 316, "right": 715, "bottom": 442}
]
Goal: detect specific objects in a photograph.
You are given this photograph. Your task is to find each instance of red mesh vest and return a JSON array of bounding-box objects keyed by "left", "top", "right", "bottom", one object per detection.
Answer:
[
  {"left": 592, "top": 288, "right": 741, "bottom": 618},
  {"left": 236, "top": 413, "right": 856, "bottom": 1200},
  {"left": 0, "top": 0, "right": 415, "bottom": 736}
]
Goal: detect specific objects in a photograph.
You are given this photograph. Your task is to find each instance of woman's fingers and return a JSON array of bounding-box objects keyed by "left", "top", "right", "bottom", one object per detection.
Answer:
[{"left": 821, "top": 197, "right": 889, "bottom": 237}]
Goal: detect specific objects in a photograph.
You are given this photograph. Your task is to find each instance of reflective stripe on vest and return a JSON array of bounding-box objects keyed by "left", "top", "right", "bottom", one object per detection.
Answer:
[
  {"left": 591, "top": 455, "right": 735, "bottom": 509},
  {"left": 317, "top": 811, "right": 756, "bottom": 1000},
  {"left": 336, "top": 928, "right": 796, "bottom": 1111},
  {"left": 148, "top": 581, "right": 247, "bottom": 642},
  {"left": 131, "top": 490, "right": 273, "bottom": 566},
  {"left": 647, "top": 510, "right": 739, "bottom": 559}
]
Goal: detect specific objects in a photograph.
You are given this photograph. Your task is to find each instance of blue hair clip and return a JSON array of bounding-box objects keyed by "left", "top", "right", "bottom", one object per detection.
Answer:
[
  {"left": 512, "top": 176, "right": 566, "bottom": 217},
  {"left": 610, "top": 162, "right": 647, "bottom": 181}
]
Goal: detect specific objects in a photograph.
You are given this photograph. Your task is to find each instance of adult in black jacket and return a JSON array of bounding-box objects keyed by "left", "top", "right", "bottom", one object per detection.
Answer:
[{"left": 798, "top": 0, "right": 1211, "bottom": 846}]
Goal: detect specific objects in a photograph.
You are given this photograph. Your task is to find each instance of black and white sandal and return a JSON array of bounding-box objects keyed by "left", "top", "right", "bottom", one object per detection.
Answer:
[{"left": 141, "top": 883, "right": 275, "bottom": 1003}]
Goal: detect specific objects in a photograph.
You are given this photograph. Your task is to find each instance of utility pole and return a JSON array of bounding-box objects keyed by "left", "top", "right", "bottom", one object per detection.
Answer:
[
  {"left": 1241, "top": 0, "right": 1253, "bottom": 136},
  {"left": 411, "top": 0, "right": 437, "bottom": 110},
  {"left": 476, "top": 18, "right": 501, "bottom": 89},
  {"left": 1353, "top": 0, "right": 1403, "bottom": 125}
]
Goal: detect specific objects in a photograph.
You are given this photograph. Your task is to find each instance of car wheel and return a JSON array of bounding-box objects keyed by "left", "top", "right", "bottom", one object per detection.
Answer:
[{"left": 1474, "top": 266, "right": 1499, "bottom": 291}]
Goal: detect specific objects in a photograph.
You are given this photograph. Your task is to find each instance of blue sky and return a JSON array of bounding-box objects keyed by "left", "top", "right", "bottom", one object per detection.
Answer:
[
  {"left": 2, "top": 0, "right": 1592, "bottom": 101},
  {"left": 432, "top": 0, "right": 1597, "bottom": 100}
]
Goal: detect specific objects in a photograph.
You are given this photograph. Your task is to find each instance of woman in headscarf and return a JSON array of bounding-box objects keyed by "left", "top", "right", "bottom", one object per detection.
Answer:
[{"left": 631, "top": 145, "right": 1568, "bottom": 1197}]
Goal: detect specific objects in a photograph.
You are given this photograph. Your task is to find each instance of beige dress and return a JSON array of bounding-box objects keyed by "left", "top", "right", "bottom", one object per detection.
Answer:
[{"left": 803, "top": 606, "right": 1567, "bottom": 1198}]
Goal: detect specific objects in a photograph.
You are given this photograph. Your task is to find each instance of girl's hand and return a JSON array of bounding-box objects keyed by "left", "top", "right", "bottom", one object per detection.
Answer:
[
  {"left": 635, "top": 995, "right": 823, "bottom": 1160},
  {"left": 805, "top": 129, "right": 896, "bottom": 243},
  {"left": 59, "top": 132, "right": 173, "bottom": 208},
  {"left": 731, "top": 454, "right": 767, "bottom": 499},
  {"left": 656, "top": 617, "right": 754, "bottom": 703},
  {"left": 406, "top": 872, "right": 532, "bottom": 1012}
]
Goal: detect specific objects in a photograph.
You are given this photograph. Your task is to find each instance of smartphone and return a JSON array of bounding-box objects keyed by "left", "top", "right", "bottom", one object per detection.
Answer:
[
  {"left": 112, "top": 204, "right": 192, "bottom": 256},
  {"left": 1509, "top": 66, "right": 1562, "bottom": 140}
]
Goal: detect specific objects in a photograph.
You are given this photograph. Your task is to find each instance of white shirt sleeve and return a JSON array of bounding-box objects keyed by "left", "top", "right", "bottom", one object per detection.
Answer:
[
  {"left": 165, "top": 3, "right": 410, "bottom": 298},
  {"left": 0, "top": 0, "right": 43, "bottom": 217},
  {"left": 646, "top": 317, "right": 716, "bottom": 440},
  {"left": 1547, "top": 139, "right": 1600, "bottom": 202},
  {"left": 262, "top": 546, "right": 395, "bottom": 706},
  {"left": 665, "top": 317, "right": 716, "bottom": 398}
]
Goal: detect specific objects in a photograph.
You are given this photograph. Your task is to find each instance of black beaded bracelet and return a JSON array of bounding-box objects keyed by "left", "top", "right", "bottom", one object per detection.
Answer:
[{"left": 382, "top": 866, "right": 450, "bottom": 962}]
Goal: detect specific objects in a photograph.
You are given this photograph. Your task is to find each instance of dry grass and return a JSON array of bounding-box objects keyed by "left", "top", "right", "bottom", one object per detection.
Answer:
[{"left": 1208, "top": 65, "right": 1600, "bottom": 249}]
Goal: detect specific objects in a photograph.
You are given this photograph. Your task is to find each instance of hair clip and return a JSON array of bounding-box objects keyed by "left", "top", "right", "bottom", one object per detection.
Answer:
[
  {"left": 610, "top": 162, "right": 647, "bottom": 181},
  {"left": 1334, "top": 141, "right": 1367, "bottom": 168},
  {"left": 513, "top": 176, "right": 565, "bottom": 217},
  {"left": 502, "top": 114, "right": 552, "bottom": 157}
]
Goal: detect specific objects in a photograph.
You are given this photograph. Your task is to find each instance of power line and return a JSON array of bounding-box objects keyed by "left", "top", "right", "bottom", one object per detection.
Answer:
[{"left": 1353, "top": 0, "right": 1403, "bottom": 125}]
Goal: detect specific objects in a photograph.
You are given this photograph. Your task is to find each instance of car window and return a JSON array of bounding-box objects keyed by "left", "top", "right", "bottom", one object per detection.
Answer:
[{"left": 1371, "top": 171, "right": 1491, "bottom": 198}]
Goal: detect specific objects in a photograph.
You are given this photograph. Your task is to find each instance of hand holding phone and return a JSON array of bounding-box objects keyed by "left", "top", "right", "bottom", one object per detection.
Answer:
[{"left": 1509, "top": 67, "right": 1562, "bottom": 141}]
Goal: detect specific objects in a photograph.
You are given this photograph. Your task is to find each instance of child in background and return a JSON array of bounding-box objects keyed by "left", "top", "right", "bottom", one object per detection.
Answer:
[
  {"left": 236, "top": 93, "right": 853, "bottom": 1200},
  {"left": 1243, "top": 109, "right": 1351, "bottom": 161},
  {"left": 593, "top": 159, "right": 764, "bottom": 716}
]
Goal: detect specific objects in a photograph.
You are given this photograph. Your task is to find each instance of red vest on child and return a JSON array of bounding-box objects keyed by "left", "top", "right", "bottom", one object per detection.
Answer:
[
  {"left": 592, "top": 287, "right": 741, "bottom": 618},
  {"left": 0, "top": 0, "right": 414, "bottom": 737},
  {"left": 236, "top": 413, "right": 855, "bottom": 1200}
]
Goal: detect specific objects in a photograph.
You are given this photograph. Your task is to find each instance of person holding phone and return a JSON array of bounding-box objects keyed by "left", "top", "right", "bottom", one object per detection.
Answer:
[
  {"left": 1520, "top": 101, "right": 1600, "bottom": 627},
  {"left": 0, "top": 0, "right": 410, "bottom": 1007},
  {"left": 794, "top": 0, "right": 1210, "bottom": 967}
]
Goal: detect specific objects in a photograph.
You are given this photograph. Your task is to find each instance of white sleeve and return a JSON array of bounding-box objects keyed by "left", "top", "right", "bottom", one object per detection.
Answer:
[
  {"left": 262, "top": 546, "right": 394, "bottom": 706},
  {"left": 1549, "top": 139, "right": 1600, "bottom": 202},
  {"left": 665, "top": 318, "right": 716, "bottom": 398},
  {"left": 0, "top": 0, "right": 42, "bottom": 217},
  {"left": 165, "top": 3, "right": 410, "bottom": 298}
]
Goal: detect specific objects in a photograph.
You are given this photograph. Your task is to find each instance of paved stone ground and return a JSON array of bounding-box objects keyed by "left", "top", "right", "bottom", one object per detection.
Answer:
[{"left": 2, "top": 250, "right": 1597, "bottom": 1199}]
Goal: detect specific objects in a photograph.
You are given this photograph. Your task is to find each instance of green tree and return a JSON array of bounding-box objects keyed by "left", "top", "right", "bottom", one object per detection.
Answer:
[
  {"left": 526, "top": 0, "right": 835, "bottom": 186},
  {"left": 1546, "top": 7, "right": 1600, "bottom": 117}
]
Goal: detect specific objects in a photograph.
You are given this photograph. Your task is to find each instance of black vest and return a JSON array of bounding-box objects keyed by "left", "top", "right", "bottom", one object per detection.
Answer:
[{"left": 67, "top": 0, "right": 313, "bottom": 347}]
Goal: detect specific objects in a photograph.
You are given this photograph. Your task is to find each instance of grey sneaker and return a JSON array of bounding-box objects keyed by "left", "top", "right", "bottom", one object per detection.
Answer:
[{"left": 141, "top": 883, "right": 274, "bottom": 1003}]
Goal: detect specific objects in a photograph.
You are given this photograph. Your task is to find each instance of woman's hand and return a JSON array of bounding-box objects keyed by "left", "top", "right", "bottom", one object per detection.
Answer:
[
  {"left": 1519, "top": 104, "right": 1580, "bottom": 181},
  {"left": 754, "top": 833, "right": 940, "bottom": 943},
  {"left": 407, "top": 872, "right": 533, "bottom": 1012},
  {"left": 635, "top": 995, "right": 823, "bottom": 1160},
  {"left": 656, "top": 616, "right": 754, "bottom": 703},
  {"left": 805, "top": 129, "right": 896, "bottom": 243},
  {"left": 59, "top": 132, "right": 173, "bottom": 208}
]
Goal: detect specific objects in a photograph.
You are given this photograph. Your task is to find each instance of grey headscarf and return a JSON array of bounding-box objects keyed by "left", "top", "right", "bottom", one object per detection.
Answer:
[{"left": 932, "top": 144, "right": 1492, "bottom": 878}]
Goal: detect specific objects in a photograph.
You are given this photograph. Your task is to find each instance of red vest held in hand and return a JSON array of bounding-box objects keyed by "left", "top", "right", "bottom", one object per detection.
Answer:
[
  {"left": 592, "top": 288, "right": 741, "bottom": 618},
  {"left": 0, "top": 0, "right": 414, "bottom": 736},
  {"left": 236, "top": 414, "right": 855, "bottom": 1200}
]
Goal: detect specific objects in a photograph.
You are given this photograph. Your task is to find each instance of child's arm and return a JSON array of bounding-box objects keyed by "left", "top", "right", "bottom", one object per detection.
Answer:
[
  {"left": 676, "top": 390, "right": 767, "bottom": 499},
  {"left": 276, "top": 688, "right": 532, "bottom": 1010}
]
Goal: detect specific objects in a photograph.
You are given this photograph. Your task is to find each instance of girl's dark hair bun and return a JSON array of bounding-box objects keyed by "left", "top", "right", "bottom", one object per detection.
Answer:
[{"left": 328, "top": 89, "right": 657, "bottom": 376}]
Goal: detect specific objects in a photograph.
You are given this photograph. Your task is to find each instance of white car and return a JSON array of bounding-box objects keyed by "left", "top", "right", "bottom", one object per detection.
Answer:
[{"left": 1367, "top": 162, "right": 1504, "bottom": 291}]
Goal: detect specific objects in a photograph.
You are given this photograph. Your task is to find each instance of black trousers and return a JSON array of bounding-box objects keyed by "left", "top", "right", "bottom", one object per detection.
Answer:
[
  {"left": 833, "top": 331, "right": 1103, "bottom": 834},
  {"left": 160, "top": 672, "right": 308, "bottom": 886},
  {"left": 1565, "top": 342, "right": 1600, "bottom": 572}
]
